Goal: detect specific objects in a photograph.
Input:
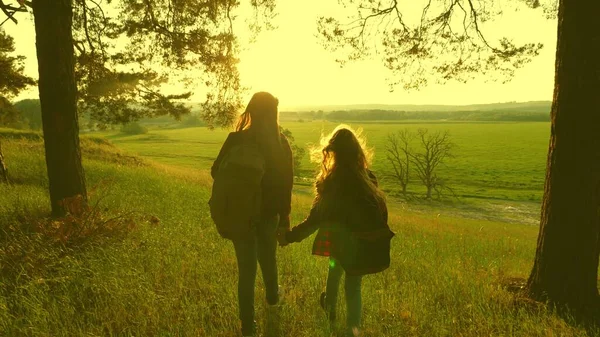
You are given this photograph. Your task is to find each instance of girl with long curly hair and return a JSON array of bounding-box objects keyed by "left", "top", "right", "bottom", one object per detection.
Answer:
[{"left": 282, "top": 124, "right": 394, "bottom": 337}]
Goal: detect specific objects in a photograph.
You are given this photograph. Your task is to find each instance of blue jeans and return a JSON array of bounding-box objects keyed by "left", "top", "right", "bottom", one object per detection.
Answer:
[
  {"left": 325, "top": 258, "right": 363, "bottom": 330},
  {"left": 232, "top": 216, "right": 279, "bottom": 335}
]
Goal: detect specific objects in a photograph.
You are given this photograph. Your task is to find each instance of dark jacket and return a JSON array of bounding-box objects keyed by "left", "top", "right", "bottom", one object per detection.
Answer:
[
  {"left": 211, "top": 130, "right": 294, "bottom": 229},
  {"left": 286, "top": 171, "right": 394, "bottom": 275}
]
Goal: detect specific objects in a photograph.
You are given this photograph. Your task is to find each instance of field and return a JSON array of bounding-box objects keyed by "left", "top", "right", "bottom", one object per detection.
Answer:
[
  {"left": 99, "top": 120, "right": 550, "bottom": 224},
  {"left": 2, "top": 123, "right": 597, "bottom": 337}
]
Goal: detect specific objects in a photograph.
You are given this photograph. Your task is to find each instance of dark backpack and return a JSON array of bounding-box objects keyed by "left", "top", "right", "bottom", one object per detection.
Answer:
[
  {"left": 329, "top": 192, "right": 394, "bottom": 276},
  {"left": 330, "top": 227, "right": 394, "bottom": 276},
  {"left": 209, "top": 142, "right": 266, "bottom": 240}
]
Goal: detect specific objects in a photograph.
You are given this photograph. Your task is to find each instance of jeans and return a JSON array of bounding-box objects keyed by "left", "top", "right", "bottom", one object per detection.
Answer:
[
  {"left": 325, "top": 258, "right": 363, "bottom": 330},
  {"left": 232, "top": 216, "right": 279, "bottom": 335}
]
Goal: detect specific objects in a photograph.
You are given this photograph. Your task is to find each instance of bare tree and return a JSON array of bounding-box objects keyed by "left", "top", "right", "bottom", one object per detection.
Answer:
[
  {"left": 410, "top": 129, "right": 454, "bottom": 200},
  {"left": 386, "top": 129, "right": 413, "bottom": 195}
]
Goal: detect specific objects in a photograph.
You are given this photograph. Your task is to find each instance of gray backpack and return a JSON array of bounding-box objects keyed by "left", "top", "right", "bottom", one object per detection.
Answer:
[{"left": 209, "top": 142, "right": 266, "bottom": 240}]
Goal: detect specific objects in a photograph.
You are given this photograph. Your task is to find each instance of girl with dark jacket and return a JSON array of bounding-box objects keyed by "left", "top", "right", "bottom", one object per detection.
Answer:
[
  {"left": 282, "top": 125, "right": 394, "bottom": 337},
  {"left": 211, "top": 92, "right": 293, "bottom": 337}
]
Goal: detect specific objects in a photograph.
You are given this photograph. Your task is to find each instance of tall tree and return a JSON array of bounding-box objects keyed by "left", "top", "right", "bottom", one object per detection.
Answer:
[
  {"left": 1, "top": 0, "right": 276, "bottom": 216},
  {"left": 32, "top": 0, "right": 87, "bottom": 217},
  {"left": 70, "top": 0, "right": 275, "bottom": 128},
  {"left": 526, "top": 0, "right": 600, "bottom": 315},
  {"left": 4, "top": 1, "right": 276, "bottom": 128},
  {"left": 319, "top": 0, "right": 599, "bottom": 316}
]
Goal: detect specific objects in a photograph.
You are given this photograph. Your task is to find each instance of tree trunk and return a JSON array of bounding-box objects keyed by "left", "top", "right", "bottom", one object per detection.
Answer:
[
  {"left": 0, "top": 140, "right": 7, "bottom": 183},
  {"left": 32, "top": 0, "right": 87, "bottom": 217},
  {"left": 526, "top": 0, "right": 600, "bottom": 315}
]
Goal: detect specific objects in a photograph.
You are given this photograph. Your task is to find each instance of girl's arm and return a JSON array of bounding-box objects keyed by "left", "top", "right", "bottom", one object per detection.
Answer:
[{"left": 285, "top": 203, "right": 320, "bottom": 243}]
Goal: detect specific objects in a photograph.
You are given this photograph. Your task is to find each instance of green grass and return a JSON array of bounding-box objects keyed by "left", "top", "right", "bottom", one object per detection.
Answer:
[
  {"left": 96, "top": 121, "right": 550, "bottom": 201},
  {"left": 1, "top": 127, "right": 597, "bottom": 336},
  {"left": 92, "top": 120, "right": 549, "bottom": 224},
  {"left": 97, "top": 121, "right": 550, "bottom": 199}
]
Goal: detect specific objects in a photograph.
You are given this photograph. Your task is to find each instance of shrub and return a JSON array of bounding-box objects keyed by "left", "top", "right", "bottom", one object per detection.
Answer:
[
  {"left": 279, "top": 127, "right": 305, "bottom": 173},
  {"left": 180, "top": 114, "right": 206, "bottom": 128},
  {"left": 120, "top": 122, "right": 148, "bottom": 135}
]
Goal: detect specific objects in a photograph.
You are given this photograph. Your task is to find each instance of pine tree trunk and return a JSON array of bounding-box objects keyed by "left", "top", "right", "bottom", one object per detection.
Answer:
[
  {"left": 0, "top": 140, "right": 7, "bottom": 183},
  {"left": 32, "top": 0, "right": 87, "bottom": 217},
  {"left": 526, "top": 0, "right": 600, "bottom": 314}
]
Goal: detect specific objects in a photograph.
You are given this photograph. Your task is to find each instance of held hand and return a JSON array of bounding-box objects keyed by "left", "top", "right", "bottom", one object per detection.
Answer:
[{"left": 276, "top": 227, "right": 289, "bottom": 247}]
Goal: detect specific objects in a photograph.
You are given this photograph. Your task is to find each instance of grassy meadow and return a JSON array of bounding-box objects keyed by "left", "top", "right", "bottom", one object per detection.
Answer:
[
  {"left": 99, "top": 120, "right": 550, "bottom": 224},
  {"left": 1, "top": 123, "right": 597, "bottom": 337},
  {"left": 101, "top": 121, "right": 550, "bottom": 203}
]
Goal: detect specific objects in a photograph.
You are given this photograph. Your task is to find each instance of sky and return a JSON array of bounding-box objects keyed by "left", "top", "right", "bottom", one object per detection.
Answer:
[{"left": 3, "top": 0, "right": 557, "bottom": 110}]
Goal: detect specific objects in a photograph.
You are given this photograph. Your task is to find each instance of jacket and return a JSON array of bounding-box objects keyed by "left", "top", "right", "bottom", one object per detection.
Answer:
[{"left": 211, "top": 129, "right": 294, "bottom": 229}]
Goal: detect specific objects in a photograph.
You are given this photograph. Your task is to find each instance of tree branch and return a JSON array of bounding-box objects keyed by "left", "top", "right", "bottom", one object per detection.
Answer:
[
  {"left": 0, "top": 0, "right": 23, "bottom": 25},
  {"left": 466, "top": 0, "right": 502, "bottom": 54}
]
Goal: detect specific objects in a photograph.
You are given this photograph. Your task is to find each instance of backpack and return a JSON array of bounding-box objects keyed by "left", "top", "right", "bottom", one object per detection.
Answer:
[
  {"left": 330, "top": 227, "right": 394, "bottom": 276},
  {"left": 209, "top": 141, "right": 266, "bottom": 240},
  {"left": 327, "top": 191, "right": 394, "bottom": 276}
]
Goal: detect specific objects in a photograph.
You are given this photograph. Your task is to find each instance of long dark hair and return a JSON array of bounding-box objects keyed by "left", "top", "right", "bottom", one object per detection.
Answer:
[
  {"left": 312, "top": 125, "right": 386, "bottom": 220},
  {"left": 235, "top": 91, "right": 283, "bottom": 162}
]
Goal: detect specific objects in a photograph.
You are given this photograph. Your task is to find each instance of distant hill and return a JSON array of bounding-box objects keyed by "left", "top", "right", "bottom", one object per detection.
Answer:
[
  {"left": 276, "top": 101, "right": 552, "bottom": 122},
  {"left": 279, "top": 101, "right": 552, "bottom": 113}
]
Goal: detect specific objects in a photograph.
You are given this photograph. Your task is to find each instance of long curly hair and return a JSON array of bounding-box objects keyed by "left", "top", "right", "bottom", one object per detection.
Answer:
[{"left": 311, "top": 125, "right": 386, "bottom": 221}]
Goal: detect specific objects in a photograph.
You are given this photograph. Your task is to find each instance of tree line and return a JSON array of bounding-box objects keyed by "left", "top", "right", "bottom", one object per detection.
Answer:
[
  {"left": 280, "top": 109, "right": 550, "bottom": 122},
  {"left": 1, "top": 101, "right": 551, "bottom": 131},
  {"left": 0, "top": 98, "right": 42, "bottom": 130}
]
